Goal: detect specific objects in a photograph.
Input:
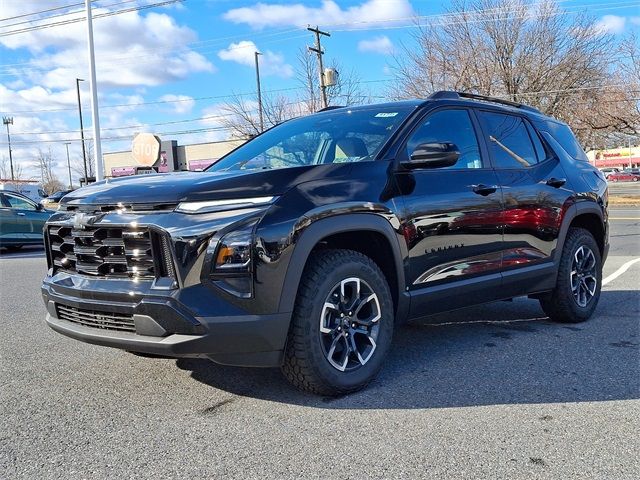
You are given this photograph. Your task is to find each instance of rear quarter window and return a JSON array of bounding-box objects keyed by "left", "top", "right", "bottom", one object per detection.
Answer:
[{"left": 543, "top": 121, "right": 588, "bottom": 162}]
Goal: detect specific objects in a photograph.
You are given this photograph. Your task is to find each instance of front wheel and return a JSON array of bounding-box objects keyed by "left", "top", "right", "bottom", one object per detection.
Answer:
[
  {"left": 282, "top": 249, "right": 394, "bottom": 396},
  {"left": 540, "top": 228, "right": 602, "bottom": 323}
]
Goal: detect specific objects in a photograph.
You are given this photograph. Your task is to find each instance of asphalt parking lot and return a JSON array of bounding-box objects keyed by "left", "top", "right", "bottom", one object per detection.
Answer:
[{"left": 1, "top": 208, "right": 638, "bottom": 479}]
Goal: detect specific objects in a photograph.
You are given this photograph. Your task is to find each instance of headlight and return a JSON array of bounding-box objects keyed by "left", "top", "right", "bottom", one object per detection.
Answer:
[
  {"left": 176, "top": 196, "right": 277, "bottom": 214},
  {"left": 215, "top": 226, "right": 253, "bottom": 271},
  {"left": 210, "top": 220, "right": 257, "bottom": 298}
]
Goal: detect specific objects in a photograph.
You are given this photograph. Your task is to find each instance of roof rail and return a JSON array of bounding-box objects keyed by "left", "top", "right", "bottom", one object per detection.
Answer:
[
  {"left": 318, "top": 105, "right": 345, "bottom": 112},
  {"left": 428, "top": 90, "right": 541, "bottom": 113}
]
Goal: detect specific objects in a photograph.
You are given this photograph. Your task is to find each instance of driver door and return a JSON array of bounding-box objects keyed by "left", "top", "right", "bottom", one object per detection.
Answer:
[{"left": 395, "top": 107, "right": 505, "bottom": 318}]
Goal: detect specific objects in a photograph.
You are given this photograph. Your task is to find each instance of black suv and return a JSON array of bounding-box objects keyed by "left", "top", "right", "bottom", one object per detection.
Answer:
[{"left": 42, "top": 91, "right": 608, "bottom": 395}]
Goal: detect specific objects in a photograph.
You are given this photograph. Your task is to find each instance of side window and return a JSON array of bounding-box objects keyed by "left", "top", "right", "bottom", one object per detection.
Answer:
[
  {"left": 4, "top": 193, "right": 36, "bottom": 210},
  {"left": 479, "top": 111, "right": 539, "bottom": 168},
  {"left": 526, "top": 123, "right": 546, "bottom": 162},
  {"left": 544, "top": 121, "right": 588, "bottom": 162},
  {"left": 406, "top": 109, "right": 482, "bottom": 169}
]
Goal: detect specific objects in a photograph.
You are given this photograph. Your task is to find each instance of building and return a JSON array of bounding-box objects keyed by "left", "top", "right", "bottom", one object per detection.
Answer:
[
  {"left": 103, "top": 136, "right": 245, "bottom": 178},
  {"left": 586, "top": 146, "right": 640, "bottom": 169}
]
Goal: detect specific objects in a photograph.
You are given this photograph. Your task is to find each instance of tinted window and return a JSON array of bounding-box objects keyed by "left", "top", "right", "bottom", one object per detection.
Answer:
[
  {"left": 526, "top": 123, "right": 546, "bottom": 162},
  {"left": 544, "top": 121, "right": 588, "bottom": 162},
  {"left": 209, "top": 106, "right": 412, "bottom": 172},
  {"left": 4, "top": 193, "right": 36, "bottom": 210},
  {"left": 406, "top": 109, "right": 482, "bottom": 169},
  {"left": 479, "top": 112, "right": 539, "bottom": 168}
]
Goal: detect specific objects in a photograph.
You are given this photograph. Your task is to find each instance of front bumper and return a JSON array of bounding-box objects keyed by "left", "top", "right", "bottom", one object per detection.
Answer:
[{"left": 41, "top": 274, "right": 290, "bottom": 367}]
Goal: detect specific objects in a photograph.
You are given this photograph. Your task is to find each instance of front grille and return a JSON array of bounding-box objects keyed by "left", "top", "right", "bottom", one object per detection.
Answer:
[
  {"left": 56, "top": 304, "right": 135, "bottom": 332},
  {"left": 48, "top": 225, "right": 155, "bottom": 278}
]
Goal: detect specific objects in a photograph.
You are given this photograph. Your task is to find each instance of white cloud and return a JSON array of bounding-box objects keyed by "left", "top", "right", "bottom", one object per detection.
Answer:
[
  {"left": 358, "top": 36, "right": 394, "bottom": 54},
  {"left": 218, "top": 41, "right": 294, "bottom": 78},
  {"left": 223, "top": 0, "right": 414, "bottom": 30},
  {"left": 159, "top": 94, "right": 195, "bottom": 114},
  {"left": 594, "top": 15, "right": 627, "bottom": 34},
  {"left": 630, "top": 17, "right": 640, "bottom": 26},
  {"left": 1, "top": 7, "right": 215, "bottom": 88}
]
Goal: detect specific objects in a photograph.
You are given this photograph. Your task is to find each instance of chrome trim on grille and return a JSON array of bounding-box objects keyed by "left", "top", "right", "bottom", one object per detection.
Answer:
[
  {"left": 48, "top": 225, "right": 155, "bottom": 278},
  {"left": 56, "top": 304, "right": 135, "bottom": 332}
]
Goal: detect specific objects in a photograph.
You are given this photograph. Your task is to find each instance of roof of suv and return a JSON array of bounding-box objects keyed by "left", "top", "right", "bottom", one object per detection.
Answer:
[{"left": 320, "top": 91, "right": 550, "bottom": 123}]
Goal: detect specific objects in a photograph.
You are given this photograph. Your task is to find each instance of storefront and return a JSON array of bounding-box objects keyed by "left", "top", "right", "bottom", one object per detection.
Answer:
[
  {"left": 586, "top": 146, "right": 640, "bottom": 169},
  {"left": 103, "top": 135, "right": 245, "bottom": 178}
]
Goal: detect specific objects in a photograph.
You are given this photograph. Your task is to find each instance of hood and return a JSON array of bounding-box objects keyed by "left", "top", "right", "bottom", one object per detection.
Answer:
[{"left": 61, "top": 166, "right": 350, "bottom": 207}]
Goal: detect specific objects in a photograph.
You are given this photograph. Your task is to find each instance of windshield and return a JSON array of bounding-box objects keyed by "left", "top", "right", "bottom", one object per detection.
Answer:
[{"left": 208, "top": 106, "right": 414, "bottom": 172}]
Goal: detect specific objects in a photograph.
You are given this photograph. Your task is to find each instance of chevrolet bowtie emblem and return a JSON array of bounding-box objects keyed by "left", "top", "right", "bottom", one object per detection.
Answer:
[{"left": 73, "top": 213, "right": 97, "bottom": 230}]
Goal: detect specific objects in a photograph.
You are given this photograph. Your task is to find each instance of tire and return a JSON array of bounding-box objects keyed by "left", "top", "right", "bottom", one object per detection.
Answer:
[
  {"left": 540, "top": 228, "right": 602, "bottom": 323},
  {"left": 633, "top": 177, "right": 639, "bottom": 182},
  {"left": 281, "top": 249, "right": 394, "bottom": 396}
]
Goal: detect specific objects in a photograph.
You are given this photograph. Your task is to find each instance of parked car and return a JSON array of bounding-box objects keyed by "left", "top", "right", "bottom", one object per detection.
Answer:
[
  {"left": 40, "top": 190, "right": 74, "bottom": 210},
  {"left": 0, "top": 191, "right": 54, "bottom": 250},
  {"left": 598, "top": 167, "right": 619, "bottom": 179},
  {"left": 41, "top": 91, "right": 608, "bottom": 395},
  {"left": 607, "top": 168, "right": 640, "bottom": 182}
]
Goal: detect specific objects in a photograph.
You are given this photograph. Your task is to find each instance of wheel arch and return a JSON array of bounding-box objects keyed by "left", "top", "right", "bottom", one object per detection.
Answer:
[
  {"left": 555, "top": 201, "right": 607, "bottom": 263},
  {"left": 278, "top": 213, "right": 409, "bottom": 322}
]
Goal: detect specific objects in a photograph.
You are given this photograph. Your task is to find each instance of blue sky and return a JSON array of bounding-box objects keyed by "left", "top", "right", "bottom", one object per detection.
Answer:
[{"left": 0, "top": 0, "right": 639, "bottom": 181}]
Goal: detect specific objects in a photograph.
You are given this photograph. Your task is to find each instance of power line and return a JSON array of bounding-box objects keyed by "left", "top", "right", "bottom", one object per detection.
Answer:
[
  {"left": 0, "top": 0, "right": 184, "bottom": 37},
  {"left": 1, "top": 0, "right": 631, "bottom": 75},
  {"left": 0, "top": 1, "right": 86, "bottom": 22},
  {"left": 0, "top": 0, "right": 141, "bottom": 29}
]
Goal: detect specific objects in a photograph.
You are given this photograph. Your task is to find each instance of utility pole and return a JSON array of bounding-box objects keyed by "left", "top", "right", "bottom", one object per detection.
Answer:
[
  {"left": 2, "top": 116, "right": 14, "bottom": 181},
  {"left": 254, "top": 51, "right": 264, "bottom": 133},
  {"left": 85, "top": 0, "right": 104, "bottom": 181},
  {"left": 307, "top": 25, "right": 330, "bottom": 109},
  {"left": 76, "top": 78, "right": 88, "bottom": 183},
  {"left": 64, "top": 142, "right": 73, "bottom": 189}
]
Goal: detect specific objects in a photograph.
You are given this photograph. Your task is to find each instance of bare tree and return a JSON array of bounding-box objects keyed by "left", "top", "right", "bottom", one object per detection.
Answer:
[
  {"left": 0, "top": 155, "right": 25, "bottom": 180},
  {"left": 390, "top": 0, "right": 639, "bottom": 145},
  {"left": 35, "top": 148, "right": 64, "bottom": 194},
  {"left": 219, "top": 48, "right": 367, "bottom": 138},
  {"left": 70, "top": 141, "right": 95, "bottom": 180}
]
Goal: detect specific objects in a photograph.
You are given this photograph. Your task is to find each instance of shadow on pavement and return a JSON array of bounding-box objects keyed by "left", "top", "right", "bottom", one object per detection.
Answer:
[{"left": 177, "top": 288, "right": 639, "bottom": 409}]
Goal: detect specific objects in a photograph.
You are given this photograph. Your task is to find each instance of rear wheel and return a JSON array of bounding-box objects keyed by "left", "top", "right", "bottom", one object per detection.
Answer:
[
  {"left": 540, "top": 228, "right": 602, "bottom": 323},
  {"left": 282, "top": 249, "right": 394, "bottom": 396}
]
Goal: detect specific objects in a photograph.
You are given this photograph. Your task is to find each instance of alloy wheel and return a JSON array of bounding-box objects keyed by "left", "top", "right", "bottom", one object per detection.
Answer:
[
  {"left": 571, "top": 245, "right": 597, "bottom": 307},
  {"left": 319, "top": 277, "right": 381, "bottom": 372}
]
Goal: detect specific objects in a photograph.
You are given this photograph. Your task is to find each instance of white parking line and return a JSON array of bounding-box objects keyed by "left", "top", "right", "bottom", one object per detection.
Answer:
[{"left": 603, "top": 257, "right": 640, "bottom": 286}]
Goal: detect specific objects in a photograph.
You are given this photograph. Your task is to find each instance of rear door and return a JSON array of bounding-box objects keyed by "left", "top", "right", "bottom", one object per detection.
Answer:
[
  {"left": 475, "top": 109, "right": 572, "bottom": 296},
  {"left": 395, "top": 107, "right": 505, "bottom": 317}
]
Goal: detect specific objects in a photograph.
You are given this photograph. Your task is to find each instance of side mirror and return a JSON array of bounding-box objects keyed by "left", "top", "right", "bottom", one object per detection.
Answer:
[
  {"left": 402, "top": 142, "right": 460, "bottom": 169},
  {"left": 36, "top": 203, "right": 44, "bottom": 211}
]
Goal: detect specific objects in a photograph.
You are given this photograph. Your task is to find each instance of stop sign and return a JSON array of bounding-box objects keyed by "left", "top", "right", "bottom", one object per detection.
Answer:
[{"left": 131, "top": 133, "right": 160, "bottom": 166}]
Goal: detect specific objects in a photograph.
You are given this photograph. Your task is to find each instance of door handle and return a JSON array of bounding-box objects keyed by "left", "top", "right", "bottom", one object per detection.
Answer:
[
  {"left": 545, "top": 177, "right": 566, "bottom": 188},
  {"left": 16, "top": 212, "right": 26, "bottom": 216},
  {"left": 472, "top": 184, "right": 498, "bottom": 196}
]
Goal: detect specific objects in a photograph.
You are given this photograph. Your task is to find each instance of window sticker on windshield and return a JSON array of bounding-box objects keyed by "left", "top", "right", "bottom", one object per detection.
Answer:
[{"left": 375, "top": 112, "right": 398, "bottom": 118}]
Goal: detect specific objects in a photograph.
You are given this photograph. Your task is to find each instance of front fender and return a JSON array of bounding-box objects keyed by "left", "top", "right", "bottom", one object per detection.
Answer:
[{"left": 277, "top": 212, "right": 410, "bottom": 322}]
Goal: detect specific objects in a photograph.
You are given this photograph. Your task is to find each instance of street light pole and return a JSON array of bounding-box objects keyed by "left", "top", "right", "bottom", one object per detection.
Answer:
[
  {"left": 64, "top": 142, "right": 73, "bottom": 189},
  {"left": 84, "top": 0, "right": 104, "bottom": 181},
  {"left": 2, "top": 116, "right": 14, "bottom": 181},
  {"left": 76, "top": 78, "right": 88, "bottom": 183},
  {"left": 254, "top": 51, "right": 264, "bottom": 133}
]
